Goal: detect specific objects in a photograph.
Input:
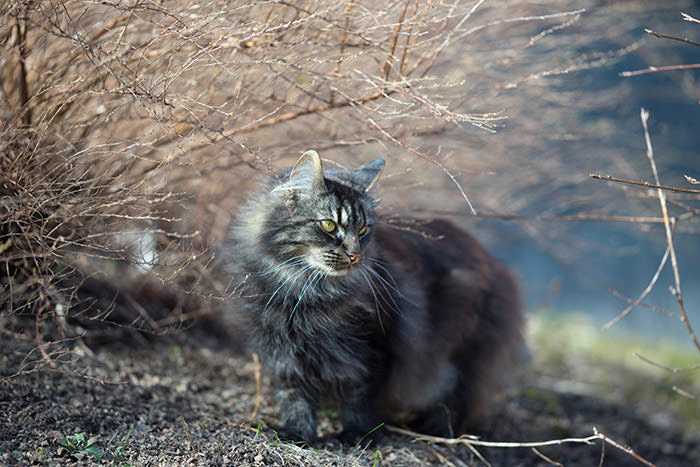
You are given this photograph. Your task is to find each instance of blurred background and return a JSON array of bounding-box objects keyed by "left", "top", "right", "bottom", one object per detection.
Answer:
[{"left": 2, "top": 0, "right": 698, "bottom": 348}]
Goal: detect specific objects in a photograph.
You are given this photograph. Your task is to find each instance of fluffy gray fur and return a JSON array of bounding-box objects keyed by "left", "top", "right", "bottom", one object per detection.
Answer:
[{"left": 225, "top": 150, "right": 524, "bottom": 442}]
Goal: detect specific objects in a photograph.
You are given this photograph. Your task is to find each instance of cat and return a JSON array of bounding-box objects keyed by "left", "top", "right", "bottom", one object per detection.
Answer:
[{"left": 226, "top": 149, "right": 524, "bottom": 442}]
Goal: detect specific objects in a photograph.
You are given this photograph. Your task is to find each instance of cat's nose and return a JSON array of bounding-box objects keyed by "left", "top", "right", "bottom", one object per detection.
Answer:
[
  {"left": 343, "top": 237, "right": 361, "bottom": 264},
  {"left": 346, "top": 252, "right": 361, "bottom": 264}
]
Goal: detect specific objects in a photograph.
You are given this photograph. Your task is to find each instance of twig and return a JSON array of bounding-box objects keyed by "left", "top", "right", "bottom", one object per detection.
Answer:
[
  {"left": 635, "top": 353, "right": 700, "bottom": 374},
  {"left": 386, "top": 425, "right": 657, "bottom": 466},
  {"left": 396, "top": 209, "right": 698, "bottom": 224},
  {"left": 248, "top": 352, "right": 263, "bottom": 424},
  {"left": 672, "top": 385, "right": 699, "bottom": 399},
  {"left": 593, "top": 428, "right": 656, "bottom": 467},
  {"left": 474, "top": 211, "right": 695, "bottom": 224},
  {"left": 365, "top": 117, "right": 476, "bottom": 214},
  {"left": 682, "top": 12, "right": 700, "bottom": 24},
  {"left": 399, "top": 0, "right": 420, "bottom": 75},
  {"left": 640, "top": 107, "right": 700, "bottom": 354},
  {"left": 609, "top": 289, "right": 680, "bottom": 320},
  {"left": 590, "top": 173, "right": 700, "bottom": 194},
  {"left": 644, "top": 28, "right": 700, "bottom": 48},
  {"left": 531, "top": 447, "right": 563, "bottom": 466},
  {"left": 603, "top": 243, "right": 670, "bottom": 330},
  {"left": 385, "top": 425, "right": 599, "bottom": 448},
  {"left": 14, "top": 11, "right": 32, "bottom": 126},
  {"left": 180, "top": 416, "right": 198, "bottom": 452},
  {"left": 382, "top": 0, "right": 410, "bottom": 81},
  {"left": 619, "top": 63, "right": 700, "bottom": 77}
]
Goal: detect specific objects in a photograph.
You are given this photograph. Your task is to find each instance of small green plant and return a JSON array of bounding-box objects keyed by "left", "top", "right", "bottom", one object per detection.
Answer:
[
  {"left": 356, "top": 423, "right": 385, "bottom": 449},
  {"left": 321, "top": 407, "right": 339, "bottom": 419},
  {"left": 111, "top": 425, "right": 133, "bottom": 462},
  {"left": 53, "top": 433, "right": 103, "bottom": 461},
  {"left": 372, "top": 449, "right": 382, "bottom": 466}
]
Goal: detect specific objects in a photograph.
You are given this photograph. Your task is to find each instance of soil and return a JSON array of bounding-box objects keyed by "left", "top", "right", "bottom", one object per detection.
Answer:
[{"left": 1, "top": 321, "right": 699, "bottom": 467}]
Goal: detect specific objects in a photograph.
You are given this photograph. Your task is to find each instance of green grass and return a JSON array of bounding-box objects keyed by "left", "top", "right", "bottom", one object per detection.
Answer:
[
  {"left": 529, "top": 310, "right": 700, "bottom": 431},
  {"left": 53, "top": 432, "right": 103, "bottom": 462}
]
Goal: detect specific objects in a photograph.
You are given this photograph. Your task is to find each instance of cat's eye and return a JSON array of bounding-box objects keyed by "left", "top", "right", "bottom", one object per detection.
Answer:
[
  {"left": 358, "top": 225, "right": 369, "bottom": 236},
  {"left": 319, "top": 219, "right": 337, "bottom": 233}
]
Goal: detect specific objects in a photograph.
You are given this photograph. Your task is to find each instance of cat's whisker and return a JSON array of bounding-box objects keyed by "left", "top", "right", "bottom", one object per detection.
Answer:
[
  {"left": 366, "top": 258, "right": 410, "bottom": 300},
  {"left": 358, "top": 264, "right": 403, "bottom": 321},
  {"left": 279, "top": 264, "right": 317, "bottom": 310},
  {"left": 288, "top": 268, "right": 325, "bottom": 323},
  {"left": 366, "top": 260, "right": 419, "bottom": 309},
  {"left": 362, "top": 263, "right": 408, "bottom": 315},
  {"left": 359, "top": 268, "right": 386, "bottom": 334},
  {"left": 257, "top": 255, "right": 308, "bottom": 276},
  {"left": 264, "top": 262, "right": 315, "bottom": 313}
]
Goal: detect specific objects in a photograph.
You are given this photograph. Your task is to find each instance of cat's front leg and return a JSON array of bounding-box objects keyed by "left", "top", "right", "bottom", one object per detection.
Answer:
[
  {"left": 339, "top": 387, "right": 383, "bottom": 444},
  {"left": 276, "top": 385, "right": 318, "bottom": 442}
]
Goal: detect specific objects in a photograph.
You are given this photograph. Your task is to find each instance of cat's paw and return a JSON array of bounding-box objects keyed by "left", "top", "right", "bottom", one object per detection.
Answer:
[{"left": 274, "top": 422, "right": 318, "bottom": 444}]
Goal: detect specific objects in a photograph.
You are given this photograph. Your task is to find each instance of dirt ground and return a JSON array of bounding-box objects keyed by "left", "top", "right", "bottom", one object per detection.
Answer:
[{"left": 1, "top": 318, "right": 699, "bottom": 467}]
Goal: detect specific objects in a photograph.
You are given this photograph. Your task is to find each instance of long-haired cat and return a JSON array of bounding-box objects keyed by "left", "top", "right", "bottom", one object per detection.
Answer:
[{"left": 226, "top": 150, "right": 524, "bottom": 442}]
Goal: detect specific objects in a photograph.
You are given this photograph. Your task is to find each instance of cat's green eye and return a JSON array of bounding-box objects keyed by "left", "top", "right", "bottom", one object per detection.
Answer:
[
  {"left": 358, "top": 225, "right": 369, "bottom": 236},
  {"left": 319, "top": 219, "right": 337, "bottom": 233}
]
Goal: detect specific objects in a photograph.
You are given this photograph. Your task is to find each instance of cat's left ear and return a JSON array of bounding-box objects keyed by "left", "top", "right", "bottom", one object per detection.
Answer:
[
  {"left": 353, "top": 158, "right": 385, "bottom": 192},
  {"left": 288, "top": 149, "right": 326, "bottom": 191}
]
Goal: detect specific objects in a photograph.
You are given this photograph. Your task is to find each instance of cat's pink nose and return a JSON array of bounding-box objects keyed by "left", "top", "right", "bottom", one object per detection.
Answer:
[{"left": 346, "top": 252, "right": 361, "bottom": 264}]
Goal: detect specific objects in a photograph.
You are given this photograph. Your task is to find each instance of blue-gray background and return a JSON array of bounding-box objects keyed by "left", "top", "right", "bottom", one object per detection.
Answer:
[{"left": 465, "top": 1, "right": 700, "bottom": 341}]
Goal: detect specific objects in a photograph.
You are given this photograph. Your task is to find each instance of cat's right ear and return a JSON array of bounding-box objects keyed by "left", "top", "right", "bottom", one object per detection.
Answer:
[{"left": 287, "top": 149, "right": 326, "bottom": 192}]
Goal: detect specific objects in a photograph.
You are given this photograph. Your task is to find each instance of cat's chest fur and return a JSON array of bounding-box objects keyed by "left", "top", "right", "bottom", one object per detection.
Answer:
[{"left": 242, "top": 271, "right": 385, "bottom": 390}]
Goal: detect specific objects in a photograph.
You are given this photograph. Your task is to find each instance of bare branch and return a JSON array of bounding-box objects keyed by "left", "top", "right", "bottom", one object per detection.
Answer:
[
  {"left": 590, "top": 173, "right": 700, "bottom": 194},
  {"left": 644, "top": 28, "right": 700, "bottom": 47},
  {"left": 640, "top": 107, "right": 700, "bottom": 354},
  {"left": 620, "top": 63, "right": 700, "bottom": 77}
]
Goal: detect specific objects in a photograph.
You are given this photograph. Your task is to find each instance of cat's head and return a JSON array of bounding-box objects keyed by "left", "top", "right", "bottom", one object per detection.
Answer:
[{"left": 264, "top": 149, "right": 385, "bottom": 276}]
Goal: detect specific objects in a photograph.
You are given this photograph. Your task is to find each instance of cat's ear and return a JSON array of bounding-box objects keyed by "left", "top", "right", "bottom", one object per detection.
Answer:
[
  {"left": 353, "top": 158, "right": 385, "bottom": 192},
  {"left": 288, "top": 149, "right": 326, "bottom": 191}
]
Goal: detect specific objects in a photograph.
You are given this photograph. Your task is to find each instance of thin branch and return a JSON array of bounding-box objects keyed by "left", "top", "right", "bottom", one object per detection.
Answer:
[
  {"left": 531, "top": 447, "right": 563, "bottom": 466},
  {"left": 592, "top": 428, "right": 656, "bottom": 467},
  {"left": 609, "top": 289, "right": 680, "bottom": 320},
  {"left": 682, "top": 12, "right": 700, "bottom": 24},
  {"left": 381, "top": 0, "right": 410, "bottom": 81},
  {"left": 590, "top": 173, "right": 700, "bottom": 194},
  {"left": 619, "top": 63, "right": 700, "bottom": 77},
  {"left": 672, "top": 385, "right": 699, "bottom": 399},
  {"left": 385, "top": 424, "right": 600, "bottom": 448},
  {"left": 640, "top": 107, "right": 700, "bottom": 354},
  {"left": 387, "top": 424, "right": 656, "bottom": 466},
  {"left": 365, "top": 117, "right": 476, "bottom": 214},
  {"left": 603, "top": 243, "right": 671, "bottom": 330},
  {"left": 644, "top": 28, "right": 700, "bottom": 47},
  {"left": 14, "top": 11, "right": 32, "bottom": 126},
  {"left": 474, "top": 211, "right": 696, "bottom": 224},
  {"left": 635, "top": 353, "right": 700, "bottom": 374}
]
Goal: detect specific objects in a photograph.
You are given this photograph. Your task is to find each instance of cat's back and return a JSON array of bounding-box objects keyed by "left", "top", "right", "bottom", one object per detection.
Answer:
[
  {"left": 372, "top": 218, "right": 523, "bottom": 431},
  {"left": 373, "top": 218, "right": 506, "bottom": 280}
]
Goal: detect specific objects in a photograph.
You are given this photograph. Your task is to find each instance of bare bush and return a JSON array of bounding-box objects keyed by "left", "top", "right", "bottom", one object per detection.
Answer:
[{"left": 1, "top": 1, "right": 594, "bottom": 355}]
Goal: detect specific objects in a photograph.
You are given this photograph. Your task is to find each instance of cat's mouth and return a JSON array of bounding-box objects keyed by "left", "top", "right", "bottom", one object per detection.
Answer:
[{"left": 315, "top": 251, "right": 362, "bottom": 276}]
